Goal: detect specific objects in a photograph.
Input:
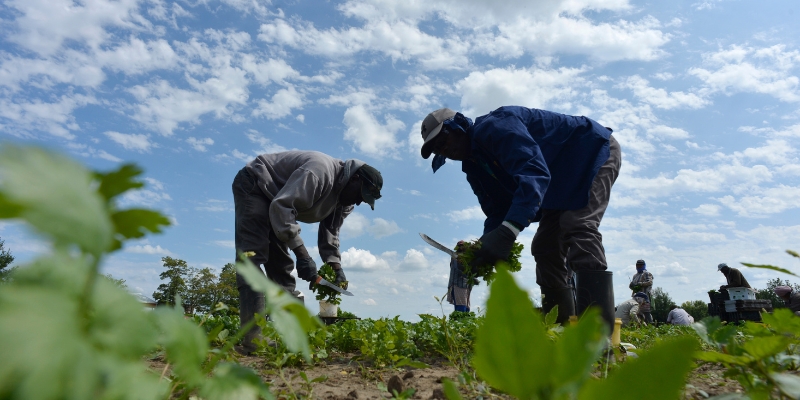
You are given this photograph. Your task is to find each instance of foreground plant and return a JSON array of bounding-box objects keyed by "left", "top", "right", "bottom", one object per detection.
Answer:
[
  {"left": 311, "top": 263, "right": 347, "bottom": 305},
  {"left": 0, "top": 144, "right": 318, "bottom": 399}
]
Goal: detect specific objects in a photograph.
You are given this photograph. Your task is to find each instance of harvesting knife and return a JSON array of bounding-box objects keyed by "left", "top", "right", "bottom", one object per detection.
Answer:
[
  {"left": 315, "top": 276, "right": 354, "bottom": 296},
  {"left": 419, "top": 233, "right": 456, "bottom": 258}
]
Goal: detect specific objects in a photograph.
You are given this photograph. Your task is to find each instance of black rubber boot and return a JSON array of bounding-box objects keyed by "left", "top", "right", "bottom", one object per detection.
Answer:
[
  {"left": 541, "top": 287, "right": 576, "bottom": 324},
  {"left": 575, "top": 270, "right": 615, "bottom": 333}
]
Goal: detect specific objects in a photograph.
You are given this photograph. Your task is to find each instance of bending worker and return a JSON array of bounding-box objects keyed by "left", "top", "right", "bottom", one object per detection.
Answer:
[
  {"left": 419, "top": 106, "right": 621, "bottom": 327},
  {"left": 232, "top": 151, "right": 383, "bottom": 354},
  {"left": 616, "top": 292, "right": 648, "bottom": 327},
  {"left": 774, "top": 286, "right": 800, "bottom": 316},
  {"left": 718, "top": 263, "right": 751, "bottom": 290}
]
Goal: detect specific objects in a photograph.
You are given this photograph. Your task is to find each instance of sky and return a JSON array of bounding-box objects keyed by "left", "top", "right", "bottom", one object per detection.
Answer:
[{"left": 2, "top": 0, "right": 800, "bottom": 320}]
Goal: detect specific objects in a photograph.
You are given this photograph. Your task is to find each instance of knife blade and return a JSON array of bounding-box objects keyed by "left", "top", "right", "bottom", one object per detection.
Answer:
[
  {"left": 419, "top": 233, "right": 456, "bottom": 258},
  {"left": 317, "top": 277, "right": 354, "bottom": 296}
]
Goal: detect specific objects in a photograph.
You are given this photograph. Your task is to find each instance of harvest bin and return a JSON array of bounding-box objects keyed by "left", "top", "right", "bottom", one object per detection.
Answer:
[{"left": 708, "top": 289, "right": 772, "bottom": 323}]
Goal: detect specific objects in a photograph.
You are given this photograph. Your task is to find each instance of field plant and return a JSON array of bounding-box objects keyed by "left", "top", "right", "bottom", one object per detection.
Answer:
[
  {"left": 0, "top": 144, "right": 320, "bottom": 400},
  {"left": 693, "top": 311, "right": 800, "bottom": 399},
  {"left": 310, "top": 262, "right": 346, "bottom": 305},
  {"left": 456, "top": 240, "right": 524, "bottom": 283}
]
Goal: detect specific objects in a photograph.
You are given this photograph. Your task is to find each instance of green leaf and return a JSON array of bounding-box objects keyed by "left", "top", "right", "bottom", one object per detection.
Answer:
[
  {"left": 472, "top": 268, "right": 553, "bottom": 399},
  {"left": 95, "top": 164, "right": 144, "bottom": 202},
  {"left": 740, "top": 336, "right": 791, "bottom": 359},
  {"left": 0, "top": 192, "right": 23, "bottom": 218},
  {"left": 200, "top": 362, "right": 275, "bottom": 400},
  {"left": 771, "top": 373, "right": 800, "bottom": 398},
  {"left": 236, "top": 257, "right": 322, "bottom": 361},
  {"left": 153, "top": 305, "right": 209, "bottom": 386},
  {"left": 441, "top": 379, "right": 464, "bottom": 400},
  {"left": 396, "top": 357, "right": 430, "bottom": 369},
  {"left": 761, "top": 308, "right": 800, "bottom": 336},
  {"left": 695, "top": 350, "right": 749, "bottom": 364},
  {"left": 578, "top": 337, "right": 698, "bottom": 400},
  {"left": 787, "top": 250, "right": 800, "bottom": 259},
  {"left": 552, "top": 308, "right": 606, "bottom": 395},
  {"left": 111, "top": 209, "right": 171, "bottom": 241},
  {"left": 741, "top": 262, "right": 798, "bottom": 277},
  {"left": 0, "top": 145, "right": 113, "bottom": 255},
  {"left": 544, "top": 304, "right": 558, "bottom": 326}
]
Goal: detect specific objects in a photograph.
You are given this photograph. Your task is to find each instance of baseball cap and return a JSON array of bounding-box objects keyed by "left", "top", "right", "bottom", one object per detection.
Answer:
[
  {"left": 636, "top": 259, "right": 645, "bottom": 267},
  {"left": 357, "top": 164, "right": 382, "bottom": 210},
  {"left": 420, "top": 108, "right": 457, "bottom": 159},
  {"left": 717, "top": 263, "right": 728, "bottom": 271}
]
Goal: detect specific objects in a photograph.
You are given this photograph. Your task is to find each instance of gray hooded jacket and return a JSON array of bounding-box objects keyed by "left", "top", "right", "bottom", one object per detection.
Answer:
[{"left": 246, "top": 151, "right": 364, "bottom": 264}]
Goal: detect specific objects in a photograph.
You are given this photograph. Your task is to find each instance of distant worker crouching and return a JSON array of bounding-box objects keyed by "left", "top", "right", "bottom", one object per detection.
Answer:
[
  {"left": 616, "top": 292, "right": 648, "bottom": 327},
  {"left": 774, "top": 286, "right": 800, "bottom": 316}
]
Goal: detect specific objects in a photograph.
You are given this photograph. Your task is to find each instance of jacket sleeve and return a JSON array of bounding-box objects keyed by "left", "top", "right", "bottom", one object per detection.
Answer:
[
  {"left": 629, "top": 303, "right": 641, "bottom": 323},
  {"left": 666, "top": 310, "right": 674, "bottom": 324},
  {"left": 475, "top": 117, "right": 551, "bottom": 228},
  {"left": 641, "top": 272, "right": 654, "bottom": 289},
  {"left": 317, "top": 205, "right": 353, "bottom": 264},
  {"left": 268, "top": 168, "right": 323, "bottom": 249}
]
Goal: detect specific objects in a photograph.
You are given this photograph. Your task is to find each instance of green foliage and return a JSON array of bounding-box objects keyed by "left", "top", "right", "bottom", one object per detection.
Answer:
[
  {"left": 649, "top": 287, "right": 675, "bottom": 323},
  {"left": 621, "top": 324, "right": 708, "bottom": 351},
  {"left": 310, "top": 263, "right": 346, "bottom": 305},
  {"left": 0, "top": 237, "right": 15, "bottom": 282},
  {"left": 693, "top": 311, "right": 800, "bottom": 399},
  {"left": 103, "top": 273, "right": 128, "bottom": 289},
  {"left": 680, "top": 300, "right": 710, "bottom": 321},
  {"left": 218, "top": 262, "right": 240, "bottom": 312},
  {"left": 152, "top": 256, "right": 190, "bottom": 308},
  {"left": 456, "top": 240, "right": 524, "bottom": 283},
  {"left": 0, "top": 144, "right": 316, "bottom": 400}
]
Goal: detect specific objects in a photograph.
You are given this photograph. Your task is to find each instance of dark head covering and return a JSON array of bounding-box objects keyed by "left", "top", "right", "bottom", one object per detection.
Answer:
[{"left": 357, "top": 164, "right": 382, "bottom": 210}]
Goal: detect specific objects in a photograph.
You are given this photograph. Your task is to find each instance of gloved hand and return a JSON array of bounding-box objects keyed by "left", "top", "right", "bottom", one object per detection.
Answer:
[
  {"left": 329, "top": 262, "right": 348, "bottom": 290},
  {"left": 473, "top": 225, "right": 517, "bottom": 264},
  {"left": 295, "top": 257, "right": 318, "bottom": 283}
]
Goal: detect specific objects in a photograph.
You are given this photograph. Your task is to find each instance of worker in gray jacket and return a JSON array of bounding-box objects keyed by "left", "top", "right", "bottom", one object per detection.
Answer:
[
  {"left": 718, "top": 263, "right": 751, "bottom": 289},
  {"left": 774, "top": 286, "right": 800, "bottom": 316},
  {"left": 232, "top": 151, "right": 383, "bottom": 354},
  {"left": 615, "top": 292, "right": 648, "bottom": 326}
]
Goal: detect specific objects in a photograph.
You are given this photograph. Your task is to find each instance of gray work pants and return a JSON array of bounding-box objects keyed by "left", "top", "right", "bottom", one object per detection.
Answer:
[
  {"left": 532, "top": 135, "right": 621, "bottom": 290},
  {"left": 232, "top": 168, "right": 299, "bottom": 351}
]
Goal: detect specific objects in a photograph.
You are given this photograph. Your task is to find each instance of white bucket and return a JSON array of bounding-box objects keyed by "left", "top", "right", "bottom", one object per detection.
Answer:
[{"left": 319, "top": 301, "right": 338, "bottom": 317}]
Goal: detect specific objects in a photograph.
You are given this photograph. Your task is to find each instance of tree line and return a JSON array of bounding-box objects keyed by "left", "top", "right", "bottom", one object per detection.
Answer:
[{"left": 152, "top": 256, "right": 239, "bottom": 315}]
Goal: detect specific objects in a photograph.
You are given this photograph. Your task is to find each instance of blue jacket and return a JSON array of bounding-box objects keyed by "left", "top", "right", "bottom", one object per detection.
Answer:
[{"left": 462, "top": 106, "right": 611, "bottom": 234}]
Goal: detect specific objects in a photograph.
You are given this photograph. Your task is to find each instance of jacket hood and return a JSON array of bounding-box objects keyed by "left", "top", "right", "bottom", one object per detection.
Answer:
[{"left": 341, "top": 159, "right": 366, "bottom": 185}]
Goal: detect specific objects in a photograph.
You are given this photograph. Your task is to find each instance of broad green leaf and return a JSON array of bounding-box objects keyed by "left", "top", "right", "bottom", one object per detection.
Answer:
[
  {"left": 0, "top": 145, "right": 113, "bottom": 255},
  {"left": 695, "top": 350, "right": 749, "bottom": 364},
  {"left": 441, "top": 379, "right": 464, "bottom": 400},
  {"left": 787, "top": 250, "right": 800, "bottom": 259},
  {"left": 200, "top": 362, "right": 274, "bottom": 400},
  {"left": 112, "top": 209, "right": 171, "bottom": 239},
  {"left": 0, "top": 192, "right": 23, "bottom": 218},
  {"left": 740, "top": 336, "right": 791, "bottom": 359},
  {"left": 237, "top": 257, "right": 322, "bottom": 360},
  {"left": 579, "top": 337, "right": 697, "bottom": 400},
  {"left": 771, "top": 373, "right": 800, "bottom": 398},
  {"left": 95, "top": 164, "right": 144, "bottom": 202},
  {"left": 396, "top": 357, "right": 430, "bottom": 369},
  {"left": 761, "top": 308, "right": 800, "bottom": 336},
  {"left": 472, "top": 268, "right": 553, "bottom": 399},
  {"left": 544, "top": 304, "right": 558, "bottom": 326},
  {"left": 552, "top": 308, "right": 606, "bottom": 395},
  {"left": 741, "top": 262, "right": 798, "bottom": 277},
  {"left": 153, "top": 305, "right": 208, "bottom": 386}
]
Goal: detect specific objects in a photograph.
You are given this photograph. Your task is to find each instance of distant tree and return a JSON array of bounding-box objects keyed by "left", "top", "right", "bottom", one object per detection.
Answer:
[
  {"left": 755, "top": 277, "right": 800, "bottom": 310},
  {"left": 103, "top": 273, "right": 128, "bottom": 290},
  {"left": 650, "top": 287, "right": 675, "bottom": 323},
  {"left": 0, "top": 237, "right": 15, "bottom": 282},
  {"left": 186, "top": 267, "right": 219, "bottom": 314},
  {"left": 153, "top": 256, "right": 190, "bottom": 308},
  {"left": 680, "top": 300, "right": 709, "bottom": 321},
  {"left": 218, "top": 263, "right": 239, "bottom": 312}
]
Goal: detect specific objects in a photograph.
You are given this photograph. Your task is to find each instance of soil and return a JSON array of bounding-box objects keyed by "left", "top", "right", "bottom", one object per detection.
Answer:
[{"left": 151, "top": 354, "right": 745, "bottom": 399}]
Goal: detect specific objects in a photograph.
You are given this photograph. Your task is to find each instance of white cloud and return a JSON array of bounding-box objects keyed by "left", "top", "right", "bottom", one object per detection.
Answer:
[
  {"left": 340, "top": 247, "right": 391, "bottom": 271},
  {"left": 105, "top": 131, "right": 154, "bottom": 152},
  {"left": 689, "top": 44, "right": 800, "bottom": 102},
  {"left": 196, "top": 199, "right": 231, "bottom": 212},
  {"left": 693, "top": 204, "right": 721, "bottom": 216},
  {"left": 342, "top": 105, "right": 405, "bottom": 158},
  {"left": 66, "top": 142, "right": 122, "bottom": 162},
  {"left": 621, "top": 75, "right": 710, "bottom": 110},
  {"left": 125, "top": 244, "right": 172, "bottom": 255},
  {"left": 186, "top": 137, "right": 214, "bottom": 152},
  {"left": 368, "top": 218, "right": 403, "bottom": 238},
  {"left": 0, "top": 94, "right": 95, "bottom": 139},
  {"left": 458, "top": 66, "right": 586, "bottom": 117},
  {"left": 447, "top": 206, "right": 484, "bottom": 222},
  {"left": 342, "top": 213, "right": 403, "bottom": 239},
  {"left": 252, "top": 85, "right": 304, "bottom": 119},
  {"left": 119, "top": 178, "right": 172, "bottom": 207},
  {"left": 396, "top": 249, "right": 431, "bottom": 270},
  {"left": 213, "top": 240, "right": 236, "bottom": 249},
  {"left": 718, "top": 185, "right": 800, "bottom": 217},
  {"left": 361, "top": 298, "right": 377, "bottom": 306}
]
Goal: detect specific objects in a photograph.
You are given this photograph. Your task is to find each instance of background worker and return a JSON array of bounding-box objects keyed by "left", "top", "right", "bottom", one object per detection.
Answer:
[
  {"left": 232, "top": 151, "right": 383, "bottom": 354},
  {"left": 419, "top": 106, "right": 621, "bottom": 326},
  {"left": 774, "top": 286, "right": 800, "bottom": 316},
  {"left": 630, "top": 259, "right": 654, "bottom": 323},
  {"left": 718, "top": 263, "right": 751, "bottom": 290},
  {"left": 616, "top": 292, "right": 648, "bottom": 327},
  {"left": 666, "top": 305, "right": 694, "bottom": 325}
]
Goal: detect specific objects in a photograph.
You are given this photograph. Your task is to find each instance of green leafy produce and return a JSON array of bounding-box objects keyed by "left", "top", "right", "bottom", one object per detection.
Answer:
[
  {"left": 456, "top": 240, "right": 524, "bottom": 283},
  {"left": 310, "top": 263, "right": 347, "bottom": 305}
]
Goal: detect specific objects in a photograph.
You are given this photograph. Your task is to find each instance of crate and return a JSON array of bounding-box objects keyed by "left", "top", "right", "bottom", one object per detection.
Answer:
[
  {"left": 727, "top": 287, "right": 756, "bottom": 300},
  {"left": 708, "top": 291, "right": 727, "bottom": 304}
]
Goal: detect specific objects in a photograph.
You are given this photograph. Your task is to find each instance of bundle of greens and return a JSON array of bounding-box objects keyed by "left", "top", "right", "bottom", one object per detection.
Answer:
[
  {"left": 311, "top": 263, "right": 348, "bottom": 305},
  {"left": 456, "top": 240, "right": 524, "bottom": 283}
]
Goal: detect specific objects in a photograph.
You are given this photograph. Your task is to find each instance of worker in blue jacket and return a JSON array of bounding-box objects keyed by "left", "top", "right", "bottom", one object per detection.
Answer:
[{"left": 419, "top": 106, "right": 621, "bottom": 328}]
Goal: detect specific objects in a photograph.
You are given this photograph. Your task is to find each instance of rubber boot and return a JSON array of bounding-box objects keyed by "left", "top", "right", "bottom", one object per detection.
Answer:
[
  {"left": 575, "top": 270, "right": 615, "bottom": 333},
  {"left": 541, "top": 287, "right": 576, "bottom": 324}
]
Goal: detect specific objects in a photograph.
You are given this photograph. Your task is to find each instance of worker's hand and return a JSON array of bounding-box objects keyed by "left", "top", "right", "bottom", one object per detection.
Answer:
[
  {"left": 295, "top": 256, "right": 318, "bottom": 283},
  {"left": 329, "top": 262, "right": 348, "bottom": 290},
  {"left": 474, "top": 225, "right": 517, "bottom": 264}
]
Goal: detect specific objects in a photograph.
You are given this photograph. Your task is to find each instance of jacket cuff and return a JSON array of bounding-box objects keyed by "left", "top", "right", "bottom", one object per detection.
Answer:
[
  {"left": 286, "top": 235, "right": 304, "bottom": 250},
  {"left": 505, "top": 204, "right": 535, "bottom": 229},
  {"left": 501, "top": 221, "right": 521, "bottom": 237}
]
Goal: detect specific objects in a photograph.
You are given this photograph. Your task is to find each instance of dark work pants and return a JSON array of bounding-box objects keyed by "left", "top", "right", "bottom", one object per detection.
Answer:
[
  {"left": 532, "top": 135, "right": 621, "bottom": 290},
  {"left": 232, "top": 168, "right": 298, "bottom": 351}
]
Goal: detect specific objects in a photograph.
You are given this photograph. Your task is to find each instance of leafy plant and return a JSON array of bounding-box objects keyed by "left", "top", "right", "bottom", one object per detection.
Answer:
[
  {"left": 310, "top": 262, "right": 347, "bottom": 305},
  {"left": 0, "top": 144, "right": 319, "bottom": 400},
  {"left": 456, "top": 240, "right": 524, "bottom": 283}
]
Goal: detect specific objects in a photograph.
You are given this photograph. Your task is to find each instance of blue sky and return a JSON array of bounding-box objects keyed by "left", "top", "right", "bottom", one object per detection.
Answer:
[{"left": 2, "top": 0, "right": 800, "bottom": 320}]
